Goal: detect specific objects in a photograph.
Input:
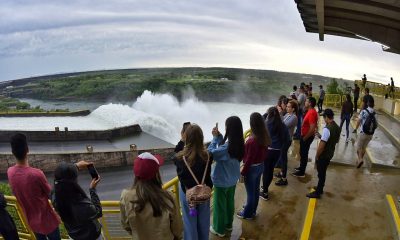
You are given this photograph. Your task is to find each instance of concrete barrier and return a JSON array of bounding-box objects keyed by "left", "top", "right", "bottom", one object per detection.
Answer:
[
  {"left": 0, "top": 147, "right": 174, "bottom": 173},
  {"left": 0, "top": 110, "right": 91, "bottom": 117},
  {"left": 0, "top": 124, "right": 142, "bottom": 142}
]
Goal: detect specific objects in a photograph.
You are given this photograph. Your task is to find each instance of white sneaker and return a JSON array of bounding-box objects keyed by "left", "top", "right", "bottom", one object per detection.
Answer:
[{"left": 210, "top": 226, "right": 225, "bottom": 237}]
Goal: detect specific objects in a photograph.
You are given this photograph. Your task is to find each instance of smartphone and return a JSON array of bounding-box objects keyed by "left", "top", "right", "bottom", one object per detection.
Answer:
[{"left": 87, "top": 164, "right": 99, "bottom": 179}]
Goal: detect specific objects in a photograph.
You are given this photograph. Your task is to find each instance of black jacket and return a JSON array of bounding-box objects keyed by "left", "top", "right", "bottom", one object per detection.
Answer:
[
  {"left": 0, "top": 193, "right": 19, "bottom": 240},
  {"left": 173, "top": 154, "right": 213, "bottom": 194},
  {"left": 52, "top": 189, "right": 102, "bottom": 240}
]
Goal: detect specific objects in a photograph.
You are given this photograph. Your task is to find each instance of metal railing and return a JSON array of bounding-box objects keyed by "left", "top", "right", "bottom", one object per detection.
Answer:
[
  {"left": 355, "top": 80, "right": 400, "bottom": 99},
  {"left": 1, "top": 176, "right": 180, "bottom": 240}
]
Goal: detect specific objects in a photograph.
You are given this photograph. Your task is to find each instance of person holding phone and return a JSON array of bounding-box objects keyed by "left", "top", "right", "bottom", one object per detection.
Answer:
[
  {"left": 52, "top": 161, "right": 102, "bottom": 240},
  {"left": 208, "top": 116, "right": 244, "bottom": 237},
  {"left": 174, "top": 122, "right": 191, "bottom": 153}
]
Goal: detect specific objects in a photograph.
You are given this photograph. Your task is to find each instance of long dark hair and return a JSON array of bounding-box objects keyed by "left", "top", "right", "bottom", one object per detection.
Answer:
[
  {"left": 267, "top": 107, "right": 285, "bottom": 139},
  {"left": 132, "top": 172, "right": 174, "bottom": 217},
  {"left": 54, "top": 162, "right": 88, "bottom": 223},
  {"left": 346, "top": 94, "right": 351, "bottom": 102},
  {"left": 222, "top": 116, "right": 244, "bottom": 160},
  {"left": 250, "top": 112, "right": 270, "bottom": 146}
]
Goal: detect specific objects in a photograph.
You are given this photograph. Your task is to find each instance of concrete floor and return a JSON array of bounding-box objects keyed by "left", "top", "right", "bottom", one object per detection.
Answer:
[{"left": 209, "top": 149, "right": 399, "bottom": 240}]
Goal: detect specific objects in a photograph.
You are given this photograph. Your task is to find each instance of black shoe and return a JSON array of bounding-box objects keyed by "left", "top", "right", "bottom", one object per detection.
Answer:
[
  {"left": 306, "top": 191, "right": 321, "bottom": 199},
  {"left": 259, "top": 192, "right": 269, "bottom": 201},
  {"left": 357, "top": 161, "right": 364, "bottom": 169},
  {"left": 312, "top": 186, "right": 324, "bottom": 194},
  {"left": 275, "top": 178, "right": 288, "bottom": 186},
  {"left": 274, "top": 172, "right": 283, "bottom": 179},
  {"left": 291, "top": 170, "right": 305, "bottom": 178}
]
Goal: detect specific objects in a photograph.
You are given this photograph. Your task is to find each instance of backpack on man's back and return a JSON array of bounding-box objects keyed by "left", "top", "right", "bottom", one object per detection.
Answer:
[{"left": 362, "top": 109, "right": 378, "bottom": 135}]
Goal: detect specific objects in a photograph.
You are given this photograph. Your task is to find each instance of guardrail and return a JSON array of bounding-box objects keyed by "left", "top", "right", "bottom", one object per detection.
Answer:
[
  {"left": 1, "top": 176, "right": 180, "bottom": 240},
  {"left": 355, "top": 80, "right": 400, "bottom": 99}
]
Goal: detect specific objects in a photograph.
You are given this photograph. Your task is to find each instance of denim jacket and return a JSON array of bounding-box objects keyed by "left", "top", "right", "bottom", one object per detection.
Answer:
[{"left": 207, "top": 135, "right": 240, "bottom": 188}]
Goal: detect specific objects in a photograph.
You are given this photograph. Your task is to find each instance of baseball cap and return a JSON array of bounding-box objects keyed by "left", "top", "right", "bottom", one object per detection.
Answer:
[
  {"left": 322, "top": 109, "right": 334, "bottom": 119},
  {"left": 134, "top": 152, "right": 164, "bottom": 180}
]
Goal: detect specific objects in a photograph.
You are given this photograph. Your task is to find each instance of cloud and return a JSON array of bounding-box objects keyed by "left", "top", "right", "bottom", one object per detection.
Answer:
[{"left": 0, "top": 0, "right": 399, "bottom": 84}]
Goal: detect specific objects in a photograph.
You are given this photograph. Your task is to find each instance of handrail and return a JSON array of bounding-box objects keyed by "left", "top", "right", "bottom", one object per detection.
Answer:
[{"left": 2, "top": 177, "right": 181, "bottom": 240}]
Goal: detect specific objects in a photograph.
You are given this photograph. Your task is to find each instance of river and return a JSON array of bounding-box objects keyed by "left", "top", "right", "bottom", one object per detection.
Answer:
[{"left": 8, "top": 90, "right": 271, "bottom": 143}]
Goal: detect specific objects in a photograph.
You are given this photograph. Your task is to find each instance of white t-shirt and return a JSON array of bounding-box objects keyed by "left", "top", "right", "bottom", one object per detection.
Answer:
[
  {"left": 359, "top": 107, "right": 375, "bottom": 133},
  {"left": 321, "top": 127, "right": 330, "bottom": 142}
]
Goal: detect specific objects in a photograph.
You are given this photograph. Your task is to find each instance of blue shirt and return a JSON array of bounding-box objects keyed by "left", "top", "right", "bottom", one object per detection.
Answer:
[{"left": 207, "top": 135, "right": 240, "bottom": 188}]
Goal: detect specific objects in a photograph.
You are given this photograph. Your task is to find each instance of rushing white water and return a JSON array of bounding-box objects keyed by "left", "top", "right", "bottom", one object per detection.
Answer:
[{"left": 1, "top": 91, "right": 270, "bottom": 143}]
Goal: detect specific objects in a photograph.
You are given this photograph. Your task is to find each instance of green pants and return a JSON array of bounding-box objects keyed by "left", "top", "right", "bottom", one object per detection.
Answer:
[{"left": 212, "top": 185, "right": 236, "bottom": 234}]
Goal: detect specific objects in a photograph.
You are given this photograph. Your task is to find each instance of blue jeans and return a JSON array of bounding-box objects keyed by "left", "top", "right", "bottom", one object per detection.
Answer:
[
  {"left": 340, "top": 113, "right": 351, "bottom": 139},
  {"left": 34, "top": 227, "right": 61, "bottom": 240},
  {"left": 243, "top": 163, "right": 263, "bottom": 218},
  {"left": 262, "top": 149, "right": 281, "bottom": 193},
  {"left": 278, "top": 141, "right": 292, "bottom": 178},
  {"left": 179, "top": 185, "right": 210, "bottom": 240},
  {"left": 294, "top": 109, "right": 303, "bottom": 138}
]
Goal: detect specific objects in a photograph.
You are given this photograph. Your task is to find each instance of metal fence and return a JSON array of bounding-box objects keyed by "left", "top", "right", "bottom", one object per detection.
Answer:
[{"left": 1, "top": 176, "right": 180, "bottom": 240}]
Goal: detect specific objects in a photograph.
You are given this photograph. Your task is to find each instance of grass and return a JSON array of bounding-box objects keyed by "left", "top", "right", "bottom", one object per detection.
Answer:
[{"left": 1, "top": 183, "right": 69, "bottom": 238}]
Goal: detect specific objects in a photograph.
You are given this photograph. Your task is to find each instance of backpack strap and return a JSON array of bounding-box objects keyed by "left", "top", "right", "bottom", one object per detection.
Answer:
[{"left": 182, "top": 153, "right": 210, "bottom": 185}]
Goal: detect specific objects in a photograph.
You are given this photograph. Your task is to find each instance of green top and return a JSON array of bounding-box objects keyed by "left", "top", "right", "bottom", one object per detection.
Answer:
[{"left": 319, "top": 121, "right": 341, "bottom": 161}]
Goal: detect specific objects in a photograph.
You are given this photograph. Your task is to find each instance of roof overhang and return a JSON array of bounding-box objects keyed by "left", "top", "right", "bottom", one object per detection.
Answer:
[{"left": 294, "top": 0, "right": 400, "bottom": 54}]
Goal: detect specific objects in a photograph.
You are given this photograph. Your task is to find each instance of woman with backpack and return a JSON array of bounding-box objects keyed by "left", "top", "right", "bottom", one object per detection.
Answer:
[
  {"left": 340, "top": 94, "right": 354, "bottom": 142},
  {"left": 260, "top": 107, "right": 290, "bottom": 200},
  {"left": 207, "top": 116, "right": 244, "bottom": 237},
  {"left": 120, "top": 152, "right": 183, "bottom": 240},
  {"left": 174, "top": 124, "right": 213, "bottom": 240},
  {"left": 52, "top": 161, "right": 102, "bottom": 240},
  {"left": 237, "top": 112, "right": 270, "bottom": 219}
]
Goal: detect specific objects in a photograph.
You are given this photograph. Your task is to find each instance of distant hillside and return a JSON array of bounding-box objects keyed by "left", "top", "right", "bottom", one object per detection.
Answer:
[{"left": 0, "top": 67, "right": 352, "bottom": 104}]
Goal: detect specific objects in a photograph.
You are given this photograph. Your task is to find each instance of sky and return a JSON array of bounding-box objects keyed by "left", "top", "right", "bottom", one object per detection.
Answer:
[{"left": 0, "top": 0, "right": 398, "bottom": 84}]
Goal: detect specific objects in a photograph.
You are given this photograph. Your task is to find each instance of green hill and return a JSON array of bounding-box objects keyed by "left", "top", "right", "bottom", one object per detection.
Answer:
[{"left": 0, "top": 67, "right": 352, "bottom": 104}]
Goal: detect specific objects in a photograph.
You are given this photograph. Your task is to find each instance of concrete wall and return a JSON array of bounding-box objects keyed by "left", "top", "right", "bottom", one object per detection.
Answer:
[
  {"left": 0, "top": 110, "right": 90, "bottom": 117},
  {"left": 0, "top": 124, "right": 142, "bottom": 142},
  {"left": 394, "top": 100, "right": 400, "bottom": 116},
  {"left": 0, "top": 147, "right": 174, "bottom": 174},
  {"left": 372, "top": 95, "right": 398, "bottom": 115}
]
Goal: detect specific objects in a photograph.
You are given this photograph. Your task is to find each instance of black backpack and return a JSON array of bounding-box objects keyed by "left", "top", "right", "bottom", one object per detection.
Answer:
[{"left": 362, "top": 109, "right": 377, "bottom": 135}]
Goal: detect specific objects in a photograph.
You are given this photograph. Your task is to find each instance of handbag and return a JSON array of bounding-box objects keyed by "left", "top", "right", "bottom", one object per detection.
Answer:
[{"left": 182, "top": 155, "right": 211, "bottom": 208}]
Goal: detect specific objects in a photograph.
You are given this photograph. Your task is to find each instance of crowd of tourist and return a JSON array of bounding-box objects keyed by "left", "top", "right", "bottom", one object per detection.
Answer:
[{"left": 0, "top": 79, "right": 382, "bottom": 240}]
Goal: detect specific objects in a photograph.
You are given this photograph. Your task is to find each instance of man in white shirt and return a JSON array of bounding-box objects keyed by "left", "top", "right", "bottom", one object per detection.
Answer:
[{"left": 354, "top": 100, "right": 376, "bottom": 168}]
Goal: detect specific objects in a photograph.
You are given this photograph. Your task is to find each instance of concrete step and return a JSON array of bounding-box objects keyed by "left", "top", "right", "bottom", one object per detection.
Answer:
[{"left": 378, "top": 111, "right": 400, "bottom": 150}]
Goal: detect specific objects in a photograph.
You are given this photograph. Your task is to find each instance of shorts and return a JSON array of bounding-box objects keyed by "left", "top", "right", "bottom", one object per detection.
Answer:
[{"left": 357, "top": 132, "right": 373, "bottom": 151}]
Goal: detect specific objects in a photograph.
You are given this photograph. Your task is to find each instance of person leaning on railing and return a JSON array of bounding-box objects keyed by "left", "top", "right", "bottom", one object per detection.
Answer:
[
  {"left": 120, "top": 152, "right": 183, "bottom": 240},
  {"left": 51, "top": 161, "right": 102, "bottom": 240},
  {"left": 7, "top": 133, "right": 61, "bottom": 240},
  {"left": 173, "top": 124, "right": 213, "bottom": 240}
]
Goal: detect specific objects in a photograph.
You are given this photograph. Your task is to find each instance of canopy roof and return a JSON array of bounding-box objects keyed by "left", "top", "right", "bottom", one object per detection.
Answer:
[{"left": 294, "top": 0, "right": 400, "bottom": 54}]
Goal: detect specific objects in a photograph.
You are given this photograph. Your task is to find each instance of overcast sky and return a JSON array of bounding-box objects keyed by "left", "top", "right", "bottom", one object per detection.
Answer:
[{"left": 0, "top": 0, "right": 398, "bottom": 84}]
